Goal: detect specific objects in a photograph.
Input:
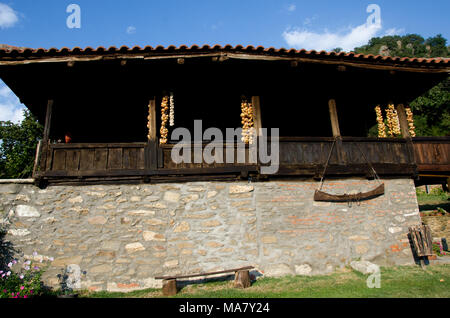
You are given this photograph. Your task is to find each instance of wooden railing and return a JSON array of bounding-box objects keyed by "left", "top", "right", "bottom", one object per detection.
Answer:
[
  {"left": 41, "top": 143, "right": 147, "bottom": 177},
  {"left": 275, "top": 137, "right": 416, "bottom": 176},
  {"left": 35, "top": 136, "right": 450, "bottom": 183},
  {"left": 412, "top": 137, "right": 450, "bottom": 173}
]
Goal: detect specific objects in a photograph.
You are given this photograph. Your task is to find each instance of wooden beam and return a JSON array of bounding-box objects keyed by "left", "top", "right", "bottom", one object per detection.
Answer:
[
  {"left": 1, "top": 52, "right": 447, "bottom": 73},
  {"left": 251, "top": 96, "right": 262, "bottom": 137},
  {"left": 395, "top": 103, "right": 411, "bottom": 138},
  {"left": 148, "top": 99, "right": 157, "bottom": 142},
  {"left": 147, "top": 98, "right": 158, "bottom": 170},
  {"left": 328, "top": 99, "right": 341, "bottom": 137}
]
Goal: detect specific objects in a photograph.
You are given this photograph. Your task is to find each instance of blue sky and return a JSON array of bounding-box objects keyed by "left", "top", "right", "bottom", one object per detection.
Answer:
[{"left": 1, "top": 0, "right": 449, "bottom": 122}]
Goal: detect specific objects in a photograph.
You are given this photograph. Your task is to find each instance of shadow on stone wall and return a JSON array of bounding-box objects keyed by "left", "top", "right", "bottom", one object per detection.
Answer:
[{"left": 0, "top": 226, "right": 16, "bottom": 273}]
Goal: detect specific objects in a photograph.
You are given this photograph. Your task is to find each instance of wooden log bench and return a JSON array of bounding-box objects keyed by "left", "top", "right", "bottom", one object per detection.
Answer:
[{"left": 155, "top": 266, "right": 254, "bottom": 296}]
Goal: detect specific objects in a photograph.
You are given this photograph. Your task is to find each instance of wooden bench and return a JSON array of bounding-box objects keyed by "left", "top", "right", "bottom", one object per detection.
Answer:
[{"left": 155, "top": 266, "right": 254, "bottom": 296}]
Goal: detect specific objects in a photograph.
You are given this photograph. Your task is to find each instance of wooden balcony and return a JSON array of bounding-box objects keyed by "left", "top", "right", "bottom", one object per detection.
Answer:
[{"left": 33, "top": 136, "right": 450, "bottom": 185}]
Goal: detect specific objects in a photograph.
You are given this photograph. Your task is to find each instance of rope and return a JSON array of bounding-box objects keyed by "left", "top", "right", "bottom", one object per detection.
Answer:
[
  {"left": 318, "top": 138, "right": 383, "bottom": 192},
  {"left": 354, "top": 142, "right": 382, "bottom": 185},
  {"left": 318, "top": 138, "right": 337, "bottom": 191}
]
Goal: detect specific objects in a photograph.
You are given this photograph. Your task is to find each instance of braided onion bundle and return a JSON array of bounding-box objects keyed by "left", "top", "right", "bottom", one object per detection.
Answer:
[
  {"left": 405, "top": 107, "right": 416, "bottom": 137},
  {"left": 169, "top": 92, "right": 175, "bottom": 127},
  {"left": 160, "top": 96, "right": 169, "bottom": 144},
  {"left": 375, "top": 105, "right": 387, "bottom": 138},
  {"left": 386, "top": 104, "right": 401, "bottom": 137},
  {"left": 240, "top": 99, "right": 255, "bottom": 144}
]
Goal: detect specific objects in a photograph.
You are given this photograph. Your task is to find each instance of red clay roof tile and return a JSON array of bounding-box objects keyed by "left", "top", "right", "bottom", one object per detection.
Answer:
[{"left": 0, "top": 44, "right": 448, "bottom": 66}]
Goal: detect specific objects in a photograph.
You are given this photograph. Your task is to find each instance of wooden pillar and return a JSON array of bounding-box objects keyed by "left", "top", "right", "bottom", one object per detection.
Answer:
[
  {"left": 395, "top": 103, "right": 411, "bottom": 138},
  {"left": 147, "top": 98, "right": 158, "bottom": 170},
  {"left": 234, "top": 270, "right": 251, "bottom": 289},
  {"left": 328, "top": 99, "right": 341, "bottom": 138},
  {"left": 38, "top": 100, "right": 54, "bottom": 175},
  {"left": 251, "top": 96, "right": 262, "bottom": 137},
  {"left": 43, "top": 100, "right": 54, "bottom": 142},
  {"left": 328, "top": 99, "right": 345, "bottom": 164}
]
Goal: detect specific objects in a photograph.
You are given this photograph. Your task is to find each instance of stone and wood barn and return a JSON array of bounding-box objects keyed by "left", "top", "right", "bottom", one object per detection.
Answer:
[{"left": 0, "top": 44, "right": 449, "bottom": 291}]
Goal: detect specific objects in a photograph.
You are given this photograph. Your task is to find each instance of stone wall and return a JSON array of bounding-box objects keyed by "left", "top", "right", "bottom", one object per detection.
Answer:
[{"left": 0, "top": 178, "right": 422, "bottom": 292}]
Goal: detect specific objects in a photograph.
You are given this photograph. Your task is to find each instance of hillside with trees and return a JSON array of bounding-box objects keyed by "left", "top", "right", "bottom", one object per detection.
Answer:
[{"left": 354, "top": 34, "right": 449, "bottom": 137}]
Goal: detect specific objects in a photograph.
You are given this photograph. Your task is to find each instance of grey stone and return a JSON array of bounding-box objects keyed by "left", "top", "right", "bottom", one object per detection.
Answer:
[
  {"left": 350, "top": 261, "right": 380, "bottom": 274},
  {"left": 15, "top": 205, "right": 40, "bottom": 217},
  {"left": 295, "top": 264, "right": 313, "bottom": 276},
  {"left": 264, "top": 264, "right": 295, "bottom": 277}
]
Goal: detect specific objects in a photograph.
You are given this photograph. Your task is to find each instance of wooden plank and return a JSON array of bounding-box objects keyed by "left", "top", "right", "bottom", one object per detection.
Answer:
[
  {"left": 396, "top": 104, "right": 411, "bottom": 138},
  {"left": 65, "top": 150, "right": 80, "bottom": 171},
  {"left": 52, "top": 149, "right": 66, "bottom": 170},
  {"left": 94, "top": 148, "right": 108, "bottom": 170},
  {"left": 252, "top": 96, "right": 262, "bottom": 137},
  {"left": 42, "top": 100, "right": 54, "bottom": 142},
  {"left": 107, "top": 148, "right": 123, "bottom": 170},
  {"left": 32, "top": 140, "right": 42, "bottom": 177},
  {"left": 137, "top": 147, "right": 145, "bottom": 169},
  {"left": 155, "top": 266, "right": 254, "bottom": 280},
  {"left": 79, "top": 149, "right": 95, "bottom": 171},
  {"left": 50, "top": 142, "right": 147, "bottom": 149},
  {"left": 123, "top": 148, "right": 137, "bottom": 170},
  {"left": 328, "top": 99, "right": 341, "bottom": 137}
]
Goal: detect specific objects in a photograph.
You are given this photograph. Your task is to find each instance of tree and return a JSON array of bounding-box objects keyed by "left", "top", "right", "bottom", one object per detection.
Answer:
[
  {"left": 0, "top": 110, "right": 43, "bottom": 178},
  {"left": 409, "top": 78, "right": 450, "bottom": 136}
]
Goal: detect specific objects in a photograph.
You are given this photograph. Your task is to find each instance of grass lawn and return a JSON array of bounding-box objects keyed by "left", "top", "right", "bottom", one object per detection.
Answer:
[
  {"left": 80, "top": 264, "right": 450, "bottom": 298},
  {"left": 416, "top": 188, "right": 450, "bottom": 212}
]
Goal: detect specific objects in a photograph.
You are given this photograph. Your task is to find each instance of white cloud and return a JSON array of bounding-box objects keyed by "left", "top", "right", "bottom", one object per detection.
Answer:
[
  {"left": 0, "top": 81, "right": 25, "bottom": 123},
  {"left": 283, "top": 22, "right": 383, "bottom": 52},
  {"left": 126, "top": 26, "right": 136, "bottom": 34},
  {"left": 287, "top": 4, "right": 296, "bottom": 12},
  {"left": 384, "top": 27, "right": 405, "bottom": 36},
  {"left": 0, "top": 3, "right": 18, "bottom": 29}
]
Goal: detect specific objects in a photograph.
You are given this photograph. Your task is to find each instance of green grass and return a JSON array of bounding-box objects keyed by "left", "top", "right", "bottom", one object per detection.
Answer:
[
  {"left": 80, "top": 264, "right": 450, "bottom": 298},
  {"left": 417, "top": 188, "right": 450, "bottom": 212}
]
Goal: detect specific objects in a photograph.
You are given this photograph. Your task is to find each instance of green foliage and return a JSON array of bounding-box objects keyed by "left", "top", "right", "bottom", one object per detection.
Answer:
[
  {"left": 0, "top": 258, "right": 47, "bottom": 298},
  {"left": 354, "top": 33, "right": 449, "bottom": 58},
  {"left": 410, "top": 78, "right": 450, "bottom": 136},
  {"left": 0, "top": 109, "right": 43, "bottom": 178},
  {"left": 357, "top": 34, "right": 449, "bottom": 137}
]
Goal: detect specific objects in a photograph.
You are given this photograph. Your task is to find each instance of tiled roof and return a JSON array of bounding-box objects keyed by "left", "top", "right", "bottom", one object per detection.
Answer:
[{"left": 0, "top": 44, "right": 449, "bottom": 66}]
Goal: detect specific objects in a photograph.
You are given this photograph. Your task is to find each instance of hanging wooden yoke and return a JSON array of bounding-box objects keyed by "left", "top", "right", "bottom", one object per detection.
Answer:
[{"left": 314, "top": 138, "right": 385, "bottom": 203}]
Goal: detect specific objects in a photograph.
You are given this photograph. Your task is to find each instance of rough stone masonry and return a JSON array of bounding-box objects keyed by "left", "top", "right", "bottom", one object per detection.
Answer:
[{"left": 0, "top": 178, "right": 422, "bottom": 292}]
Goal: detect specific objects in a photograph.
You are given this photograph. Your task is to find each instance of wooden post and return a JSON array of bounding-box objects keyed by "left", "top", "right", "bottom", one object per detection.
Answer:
[
  {"left": 38, "top": 100, "right": 54, "bottom": 175},
  {"left": 328, "top": 99, "right": 341, "bottom": 138},
  {"left": 328, "top": 99, "right": 345, "bottom": 164},
  {"left": 147, "top": 98, "right": 158, "bottom": 170},
  {"left": 395, "top": 104, "right": 411, "bottom": 138},
  {"left": 162, "top": 279, "right": 177, "bottom": 296},
  {"left": 43, "top": 100, "right": 54, "bottom": 142},
  {"left": 234, "top": 270, "right": 251, "bottom": 289},
  {"left": 251, "top": 96, "right": 262, "bottom": 137}
]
